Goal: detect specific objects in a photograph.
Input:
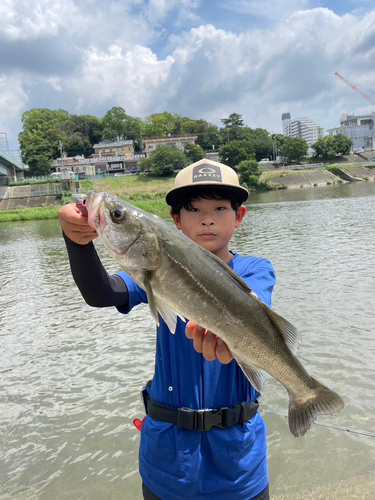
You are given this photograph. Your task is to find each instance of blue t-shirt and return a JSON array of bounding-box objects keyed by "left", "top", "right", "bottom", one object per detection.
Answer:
[{"left": 117, "top": 253, "right": 276, "bottom": 500}]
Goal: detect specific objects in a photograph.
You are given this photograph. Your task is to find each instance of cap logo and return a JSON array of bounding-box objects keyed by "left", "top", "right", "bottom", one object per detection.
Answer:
[{"left": 192, "top": 165, "right": 222, "bottom": 183}]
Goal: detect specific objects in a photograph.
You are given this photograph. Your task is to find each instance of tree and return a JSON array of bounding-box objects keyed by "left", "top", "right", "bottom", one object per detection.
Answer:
[
  {"left": 311, "top": 137, "right": 335, "bottom": 160},
  {"left": 139, "top": 145, "right": 188, "bottom": 176},
  {"left": 311, "top": 135, "right": 353, "bottom": 160},
  {"left": 237, "top": 160, "right": 260, "bottom": 187},
  {"left": 20, "top": 126, "right": 56, "bottom": 175},
  {"left": 70, "top": 114, "right": 103, "bottom": 145},
  {"left": 143, "top": 111, "right": 177, "bottom": 137},
  {"left": 184, "top": 143, "right": 205, "bottom": 163},
  {"left": 282, "top": 137, "right": 308, "bottom": 163},
  {"left": 181, "top": 118, "right": 221, "bottom": 151},
  {"left": 219, "top": 140, "right": 255, "bottom": 168},
  {"left": 220, "top": 113, "right": 245, "bottom": 142},
  {"left": 18, "top": 109, "right": 68, "bottom": 175},
  {"left": 221, "top": 113, "right": 245, "bottom": 128},
  {"left": 239, "top": 128, "right": 273, "bottom": 161},
  {"left": 62, "top": 134, "right": 93, "bottom": 157},
  {"left": 102, "top": 107, "right": 143, "bottom": 148},
  {"left": 332, "top": 134, "right": 353, "bottom": 156}
]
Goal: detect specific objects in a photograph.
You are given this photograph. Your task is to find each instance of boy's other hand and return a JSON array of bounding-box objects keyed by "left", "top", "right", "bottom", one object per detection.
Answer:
[
  {"left": 58, "top": 203, "right": 98, "bottom": 245},
  {"left": 185, "top": 321, "right": 233, "bottom": 364}
]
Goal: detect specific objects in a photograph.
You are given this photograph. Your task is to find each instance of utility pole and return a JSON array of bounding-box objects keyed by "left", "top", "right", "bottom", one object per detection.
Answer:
[{"left": 59, "top": 141, "right": 64, "bottom": 170}]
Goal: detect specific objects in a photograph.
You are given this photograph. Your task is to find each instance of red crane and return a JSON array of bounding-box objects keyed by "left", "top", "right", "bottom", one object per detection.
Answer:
[{"left": 335, "top": 72, "right": 375, "bottom": 105}]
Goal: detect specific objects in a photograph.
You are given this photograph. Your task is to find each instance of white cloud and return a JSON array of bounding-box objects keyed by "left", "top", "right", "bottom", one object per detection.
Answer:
[
  {"left": 71, "top": 44, "right": 174, "bottom": 114},
  {"left": 146, "top": 0, "right": 201, "bottom": 24},
  {"left": 219, "top": 0, "right": 310, "bottom": 22},
  {"left": 0, "top": 0, "right": 79, "bottom": 41},
  {"left": 0, "top": 75, "right": 28, "bottom": 131},
  {"left": 3, "top": 2, "right": 375, "bottom": 149},
  {"left": 47, "top": 77, "right": 63, "bottom": 92}
]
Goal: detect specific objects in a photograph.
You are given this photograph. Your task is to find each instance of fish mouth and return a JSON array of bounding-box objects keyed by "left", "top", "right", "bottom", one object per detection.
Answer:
[{"left": 87, "top": 192, "right": 107, "bottom": 233}]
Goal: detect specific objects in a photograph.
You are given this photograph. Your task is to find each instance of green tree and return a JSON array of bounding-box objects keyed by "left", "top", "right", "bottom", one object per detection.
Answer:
[
  {"left": 282, "top": 137, "right": 309, "bottom": 163},
  {"left": 220, "top": 113, "right": 245, "bottom": 142},
  {"left": 102, "top": 107, "right": 143, "bottom": 148},
  {"left": 143, "top": 111, "right": 177, "bottom": 137},
  {"left": 139, "top": 145, "right": 188, "bottom": 176},
  {"left": 62, "top": 134, "right": 93, "bottom": 157},
  {"left": 70, "top": 114, "right": 103, "bottom": 145},
  {"left": 20, "top": 128, "right": 55, "bottom": 175},
  {"left": 237, "top": 160, "right": 260, "bottom": 187},
  {"left": 240, "top": 128, "right": 273, "bottom": 161},
  {"left": 18, "top": 109, "right": 68, "bottom": 175},
  {"left": 333, "top": 134, "right": 353, "bottom": 155},
  {"left": 184, "top": 143, "right": 205, "bottom": 163},
  {"left": 181, "top": 118, "right": 221, "bottom": 151},
  {"left": 219, "top": 140, "right": 255, "bottom": 168}
]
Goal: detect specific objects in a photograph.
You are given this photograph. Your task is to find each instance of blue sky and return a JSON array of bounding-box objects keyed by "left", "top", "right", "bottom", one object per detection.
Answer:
[{"left": 1, "top": 0, "right": 375, "bottom": 151}]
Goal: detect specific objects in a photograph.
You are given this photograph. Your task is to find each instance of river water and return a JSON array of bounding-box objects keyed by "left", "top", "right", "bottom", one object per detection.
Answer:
[{"left": 1, "top": 182, "right": 375, "bottom": 499}]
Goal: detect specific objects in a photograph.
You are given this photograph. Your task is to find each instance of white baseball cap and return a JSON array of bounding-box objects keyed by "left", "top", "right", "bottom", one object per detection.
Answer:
[{"left": 166, "top": 159, "right": 248, "bottom": 206}]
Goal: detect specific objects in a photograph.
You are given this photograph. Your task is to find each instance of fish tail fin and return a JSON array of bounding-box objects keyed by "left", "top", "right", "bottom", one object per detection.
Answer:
[{"left": 288, "top": 378, "right": 345, "bottom": 437}]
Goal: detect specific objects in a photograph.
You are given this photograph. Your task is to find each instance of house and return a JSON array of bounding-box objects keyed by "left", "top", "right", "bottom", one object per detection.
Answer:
[
  {"left": 142, "top": 135, "right": 198, "bottom": 157},
  {"left": 92, "top": 140, "right": 145, "bottom": 174}
]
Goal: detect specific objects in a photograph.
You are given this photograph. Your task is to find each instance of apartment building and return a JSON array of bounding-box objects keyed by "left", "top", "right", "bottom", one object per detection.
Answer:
[
  {"left": 282, "top": 113, "right": 324, "bottom": 146},
  {"left": 327, "top": 113, "right": 375, "bottom": 152}
]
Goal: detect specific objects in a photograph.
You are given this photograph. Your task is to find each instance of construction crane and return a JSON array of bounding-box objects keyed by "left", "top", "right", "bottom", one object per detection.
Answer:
[{"left": 334, "top": 72, "right": 375, "bottom": 105}]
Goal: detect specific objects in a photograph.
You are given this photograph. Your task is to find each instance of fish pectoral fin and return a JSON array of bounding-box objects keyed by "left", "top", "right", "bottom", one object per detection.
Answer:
[
  {"left": 154, "top": 296, "right": 185, "bottom": 334},
  {"left": 237, "top": 362, "right": 268, "bottom": 393},
  {"left": 259, "top": 302, "right": 301, "bottom": 355},
  {"left": 143, "top": 274, "right": 185, "bottom": 333},
  {"left": 143, "top": 274, "right": 160, "bottom": 327}
]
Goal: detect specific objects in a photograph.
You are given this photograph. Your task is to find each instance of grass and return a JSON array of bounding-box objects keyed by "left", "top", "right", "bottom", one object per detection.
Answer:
[
  {"left": 0, "top": 204, "right": 61, "bottom": 222},
  {"left": 0, "top": 174, "right": 175, "bottom": 222}
]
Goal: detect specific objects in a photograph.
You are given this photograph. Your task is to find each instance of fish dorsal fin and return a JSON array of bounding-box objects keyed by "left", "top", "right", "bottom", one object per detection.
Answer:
[
  {"left": 207, "top": 251, "right": 254, "bottom": 294},
  {"left": 143, "top": 273, "right": 185, "bottom": 333},
  {"left": 237, "top": 362, "right": 268, "bottom": 393},
  {"left": 258, "top": 301, "right": 301, "bottom": 354}
]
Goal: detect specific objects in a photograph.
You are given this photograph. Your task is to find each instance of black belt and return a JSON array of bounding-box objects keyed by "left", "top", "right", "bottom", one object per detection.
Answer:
[{"left": 142, "top": 385, "right": 259, "bottom": 432}]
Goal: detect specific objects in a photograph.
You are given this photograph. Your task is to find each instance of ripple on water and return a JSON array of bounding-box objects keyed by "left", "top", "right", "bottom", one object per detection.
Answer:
[{"left": 1, "top": 185, "right": 375, "bottom": 499}]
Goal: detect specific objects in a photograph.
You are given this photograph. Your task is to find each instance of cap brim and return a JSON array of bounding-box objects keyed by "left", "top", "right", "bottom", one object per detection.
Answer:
[{"left": 166, "top": 184, "right": 249, "bottom": 207}]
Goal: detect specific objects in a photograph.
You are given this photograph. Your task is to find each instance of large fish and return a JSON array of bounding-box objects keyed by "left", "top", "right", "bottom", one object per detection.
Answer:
[{"left": 85, "top": 191, "right": 344, "bottom": 437}]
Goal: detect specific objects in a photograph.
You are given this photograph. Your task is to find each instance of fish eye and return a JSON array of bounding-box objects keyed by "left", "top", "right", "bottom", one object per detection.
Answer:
[{"left": 111, "top": 206, "right": 127, "bottom": 223}]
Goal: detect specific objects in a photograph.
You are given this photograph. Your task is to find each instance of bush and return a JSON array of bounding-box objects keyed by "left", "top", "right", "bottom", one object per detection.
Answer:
[
  {"left": 237, "top": 160, "right": 260, "bottom": 186},
  {"left": 139, "top": 146, "right": 188, "bottom": 176}
]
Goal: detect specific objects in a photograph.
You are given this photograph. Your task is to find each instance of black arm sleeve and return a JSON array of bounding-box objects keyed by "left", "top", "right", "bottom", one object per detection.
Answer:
[{"left": 63, "top": 232, "right": 130, "bottom": 309}]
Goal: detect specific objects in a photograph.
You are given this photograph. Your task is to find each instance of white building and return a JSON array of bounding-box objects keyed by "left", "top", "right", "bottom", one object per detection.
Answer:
[
  {"left": 327, "top": 113, "right": 375, "bottom": 152},
  {"left": 282, "top": 113, "right": 325, "bottom": 146}
]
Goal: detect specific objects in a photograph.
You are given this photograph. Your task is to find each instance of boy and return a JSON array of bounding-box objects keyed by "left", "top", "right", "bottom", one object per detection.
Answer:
[{"left": 58, "top": 159, "right": 276, "bottom": 500}]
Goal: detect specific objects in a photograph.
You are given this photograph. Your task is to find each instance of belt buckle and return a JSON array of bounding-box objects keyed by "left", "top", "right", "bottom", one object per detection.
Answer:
[{"left": 195, "top": 408, "right": 226, "bottom": 431}]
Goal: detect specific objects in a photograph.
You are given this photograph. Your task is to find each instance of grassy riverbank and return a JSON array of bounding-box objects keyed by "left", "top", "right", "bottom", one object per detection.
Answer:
[
  {"left": 0, "top": 204, "right": 62, "bottom": 222},
  {"left": 0, "top": 175, "right": 175, "bottom": 222}
]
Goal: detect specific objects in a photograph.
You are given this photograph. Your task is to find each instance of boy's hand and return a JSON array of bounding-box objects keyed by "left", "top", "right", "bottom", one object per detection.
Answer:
[
  {"left": 185, "top": 322, "right": 233, "bottom": 364},
  {"left": 58, "top": 203, "right": 98, "bottom": 245}
]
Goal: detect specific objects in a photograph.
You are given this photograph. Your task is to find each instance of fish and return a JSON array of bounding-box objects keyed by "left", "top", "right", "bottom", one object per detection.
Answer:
[{"left": 85, "top": 191, "right": 344, "bottom": 437}]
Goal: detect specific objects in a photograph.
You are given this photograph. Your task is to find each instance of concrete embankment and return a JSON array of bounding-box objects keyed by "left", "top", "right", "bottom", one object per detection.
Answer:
[
  {"left": 331, "top": 166, "right": 375, "bottom": 182},
  {"left": 0, "top": 183, "right": 63, "bottom": 210},
  {"left": 263, "top": 169, "right": 342, "bottom": 189}
]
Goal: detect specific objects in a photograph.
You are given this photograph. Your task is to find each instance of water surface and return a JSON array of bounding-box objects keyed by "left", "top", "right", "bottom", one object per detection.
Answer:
[{"left": 1, "top": 181, "right": 375, "bottom": 499}]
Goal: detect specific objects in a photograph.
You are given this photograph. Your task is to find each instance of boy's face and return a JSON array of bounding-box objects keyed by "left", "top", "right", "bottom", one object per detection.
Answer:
[{"left": 171, "top": 197, "right": 246, "bottom": 263}]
